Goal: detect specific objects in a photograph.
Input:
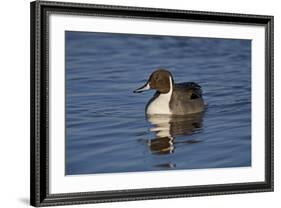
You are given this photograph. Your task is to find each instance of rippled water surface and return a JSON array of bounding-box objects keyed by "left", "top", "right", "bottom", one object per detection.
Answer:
[{"left": 66, "top": 31, "right": 251, "bottom": 175}]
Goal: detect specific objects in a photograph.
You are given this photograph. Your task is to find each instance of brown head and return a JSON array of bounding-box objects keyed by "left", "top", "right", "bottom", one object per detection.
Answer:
[{"left": 134, "top": 69, "right": 174, "bottom": 94}]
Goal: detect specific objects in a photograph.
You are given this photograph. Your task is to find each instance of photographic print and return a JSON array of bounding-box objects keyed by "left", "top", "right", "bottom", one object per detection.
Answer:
[
  {"left": 65, "top": 32, "right": 251, "bottom": 175},
  {"left": 30, "top": 1, "right": 273, "bottom": 206}
]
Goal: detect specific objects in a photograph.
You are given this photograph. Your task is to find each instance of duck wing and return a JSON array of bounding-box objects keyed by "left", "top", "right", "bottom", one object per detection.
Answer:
[
  {"left": 174, "top": 82, "right": 203, "bottom": 99},
  {"left": 170, "top": 82, "right": 204, "bottom": 115}
]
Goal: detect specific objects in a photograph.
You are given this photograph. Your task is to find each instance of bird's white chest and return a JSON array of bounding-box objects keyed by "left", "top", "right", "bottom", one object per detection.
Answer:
[{"left": 146, "top": 92, "right": 172, "bottom": 115}]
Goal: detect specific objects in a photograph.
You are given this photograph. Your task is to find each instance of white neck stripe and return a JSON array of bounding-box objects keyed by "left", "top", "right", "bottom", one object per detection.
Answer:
[{"left": 146, "top": 76, "right": 173, "bottom": 115}]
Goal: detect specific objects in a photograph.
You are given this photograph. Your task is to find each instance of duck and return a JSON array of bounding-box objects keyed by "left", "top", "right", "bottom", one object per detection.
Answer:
[{"left": 134, "top": 69, "right": 205, "bottom": 115}]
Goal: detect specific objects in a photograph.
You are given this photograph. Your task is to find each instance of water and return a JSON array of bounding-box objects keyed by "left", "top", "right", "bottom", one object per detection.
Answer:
[{"left": 65, "top": 31, "right": 251, "bottom": 175}]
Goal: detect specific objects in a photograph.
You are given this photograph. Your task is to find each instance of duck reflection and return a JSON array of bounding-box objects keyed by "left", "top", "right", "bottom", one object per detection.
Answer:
[{"left": 147, "top": 113, "right": 203, "bottom": 155}]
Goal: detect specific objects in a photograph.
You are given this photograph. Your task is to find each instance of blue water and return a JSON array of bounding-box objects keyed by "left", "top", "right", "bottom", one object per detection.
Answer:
[{"left": 65, "top": 31, "right": 251, "bottom": 175}]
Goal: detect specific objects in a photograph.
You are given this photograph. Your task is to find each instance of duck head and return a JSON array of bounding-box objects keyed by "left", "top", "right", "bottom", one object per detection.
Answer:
[{"left": 134, "top": 69, "right": 174, "bottom": 94}]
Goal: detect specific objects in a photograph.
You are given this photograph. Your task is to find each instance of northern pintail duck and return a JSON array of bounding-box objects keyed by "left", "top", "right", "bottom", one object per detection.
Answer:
[{"left": 134, "top": 69, "right": 205, "bottom": 115}]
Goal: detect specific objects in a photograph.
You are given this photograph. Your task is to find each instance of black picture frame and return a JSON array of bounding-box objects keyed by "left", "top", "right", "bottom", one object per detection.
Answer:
[{"left": 30, "top": 0, "right": 274, "bottom": 207}]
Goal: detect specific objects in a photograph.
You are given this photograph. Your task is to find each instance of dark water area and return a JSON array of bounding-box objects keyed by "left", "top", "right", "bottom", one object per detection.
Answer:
[{"left": 65, "top": 31, "right": 251, "bottom": 175}]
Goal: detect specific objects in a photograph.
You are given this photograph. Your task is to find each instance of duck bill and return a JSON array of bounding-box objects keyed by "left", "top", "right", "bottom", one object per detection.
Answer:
[{"left": 133, "top": 82, "right": 150, "bottom": 93}]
